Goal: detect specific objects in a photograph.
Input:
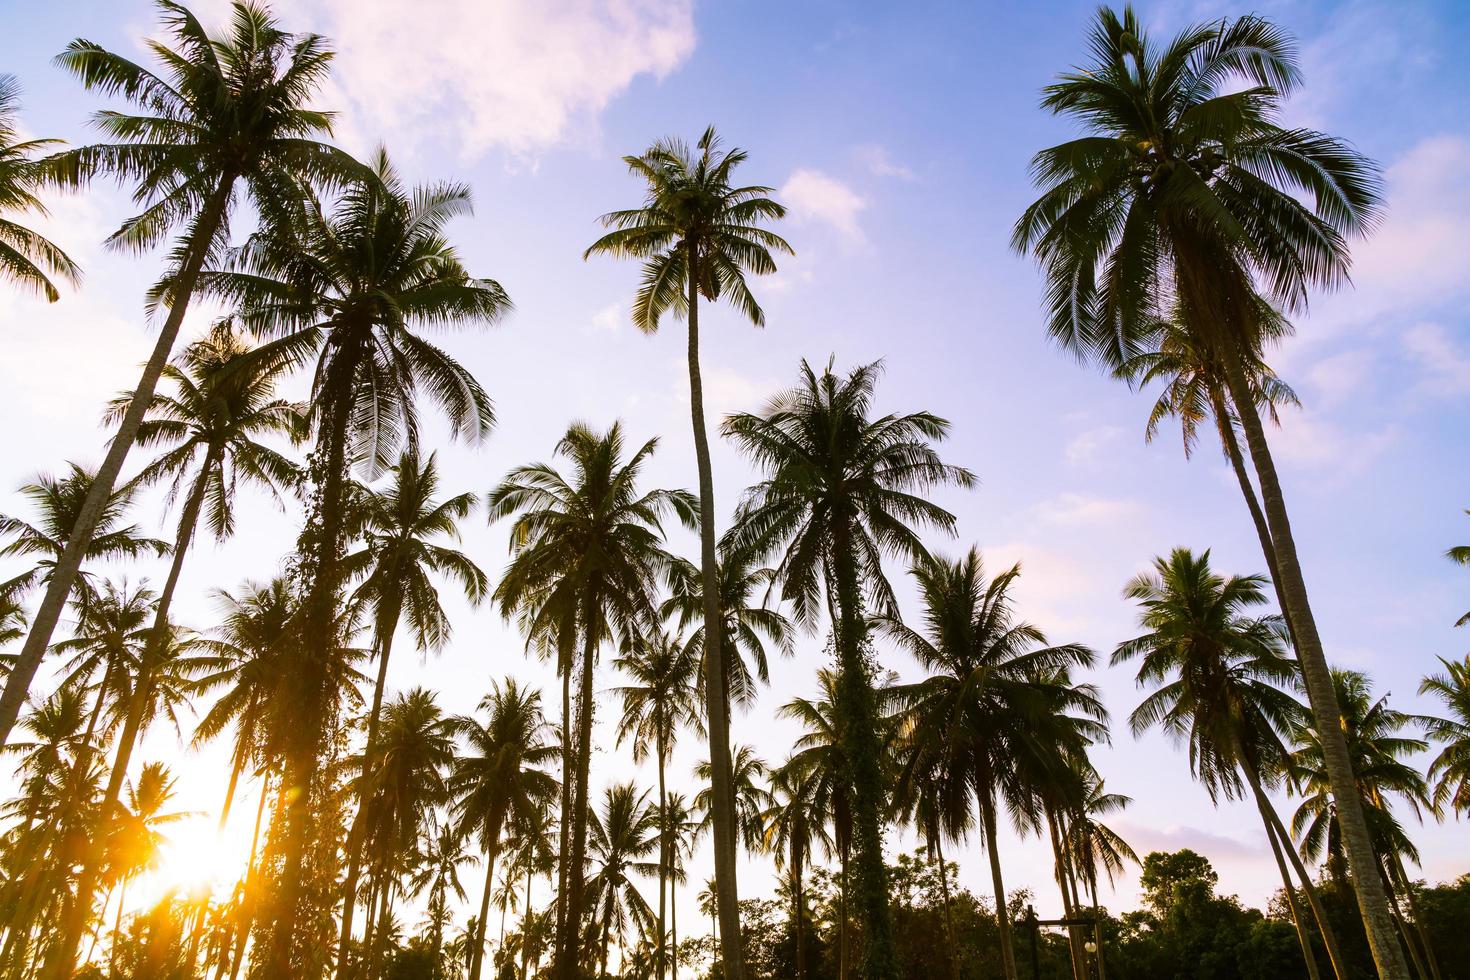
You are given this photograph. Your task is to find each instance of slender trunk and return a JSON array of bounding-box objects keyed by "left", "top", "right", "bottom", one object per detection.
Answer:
[
  {"left": 838, "top": 849, "right": 848, "bottom": 980},
  {"left": 792, "top": 838, "right": 807, "bottom": 980},
  {"left": 829, "top": 518, "right": 898, "bottom": 979},
  {"left": 106, "top": 878, "right": 129, "bottom": 977},
  {"left": 470, "top": 809, "right": 507, "bottom": 980},
  {"left": 670, "top": 865, "right": 678, "bottom": 980},
  {"left": 1221, "top": 353, "right": 1410, "bottom": 980},
  {"left": 1261, "top": 802, "right": 1322, "bottom": 980},
  {"left": 0, "top": 177, "right": 234, "bottom": 752},
  {"left": 1239, "top": 754, "right": 1347, "bottom": 980},
  {"left": 657, "top": 739, "right": 668, "bottom": 980},
  {"left": 336, "top": 605, "right": 402, "bottom": 980},
  {"left": 366, "top": 866, "right": 393, "bottom": 980},
  {"left": 1046, "top": 812, "right": 1085, "bottom": 980},
  {"left": 1393, "top": 855, "right": 1443, "bottom": 980},
  {"left": 553, "top": 623, "right": 596, "bottom": 979},
  {"left": 981, "top": 784, "right": 1018, "bottom": 980},
  {"left": 46, "top": 445, "right": 219, "bottom": 979},
  {"left": 553, "top": 658, "right": 572, "bottom": 970},
  {"left": 1090, "top": 877, "right": 1108, "bottom": 980},
  {"left": 219, "top": 750, "right": 245, "bottom": 831},
  {"left": 934, "top": 833, "right": 957, "bottom": 980},
  {"left": 682, "top": 258, "right": 745, "bottom": 980},
  {"left": 221, "top": 773, "right": 271, "bottom": 980},
  {"left": 520, "top": 867, "right": 533, "bottom": 980},
  {"left": 600, "top": 904, "right": 611, "bottom": 980},
  {"left": 1381, "top": 864, "right": 1429, "bottom": 980}
]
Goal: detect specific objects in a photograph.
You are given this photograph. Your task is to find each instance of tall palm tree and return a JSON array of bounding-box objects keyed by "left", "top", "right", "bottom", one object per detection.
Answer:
[
  {"left": 1420, "top": 655, "right": 1470, "bottom": 816},
  {"left": 405, "top": 812, "right": 473, "bottom": 977},
  {"left": 0, "top": 1, "right": 358, "bottom": 755},
  {"left": 92, "top": 322, "right": 304, "bottom": 890},
  {"left": 880, "top": 550, "right": 1099, "bottom": 980},
  {"left": 760, "top": 759, "right": 833, "bottom": 980},
  {"left": 490, "top": 422, "right": 693, "bottom": 979},
  {"left": 586, "top": 783, "right": 659, "bottom": 979},
  {"left": 1012, "top": 10, "right": 1401, "bottom": 971},
  {"left": 663, "top": 544, "right": 795, "bottom": 713},
  {"left": 614, "top": 625, "right": 700, "bottom": 980},
  {"left": 694, "top": 745, "right": 772, "bottom": 858},
  {"left": 0, "top": 465, "right": 169, "bottom": 612},
  {"left": 1291, "top": 670, "right": 1441, "bottom": 979},
  {"left": 0, "top": 73, "right": 80, "bottom": 301},
  {"left": 725, "top": 359, "right": 974, "bottom": 979},
  {"left": 585, "top": 127, "right": 791, "bottom": 980},
  {"left": 352, "top": 688, "right": 455, "bottom": 978},
  {"left": 336, "top": 449, "right": 487, "bottom": 966},
  {"left": 449, "top": 679, "right": 559, "bottom": 980},
  {"left": 206, "top": 148, "right": 507, "bottom": 974},
  {"left": 657, "top": 792, "right": 699, "bottom": 980},
  {"left": 1115, "top": 547, "right": 1342, "bottom": 979}
]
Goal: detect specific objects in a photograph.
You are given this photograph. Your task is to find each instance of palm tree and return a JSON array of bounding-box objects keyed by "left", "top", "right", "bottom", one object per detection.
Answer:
[
  {"left": 614, "top": 625, "right": 701, "bottom": 980},
  {"left": 725, "top": 359, "right": 974, "bottom": 979},
  {"left": 880, "top": 550, "right": 1099, "bottom": 980},
  {"left": 490, "top": 422, "right": 693, "bottom": 978},
  {"left": 1291, "top": 670, "right": 1440, "bottom": 979},
  {"left": 1013, "top": 10, "right": 1401, "bottom": 971},
  {"left": 0, "top": 73, "right": 80, "bottom": 300},
  {"left": 657, "top": 792, "right": 699, "bottom": 980},
  {"left": 585, "top": 127, "right": 791, "bottom": 980},
  {"left": 1114, "top": 547, "right": 1342, "bottom": 979},
  {"left": 760, "top": 760, "right": 833, "bottom": 980},
  {"left": 92, "top": 322, "right": 304, "bottom": 891},
  {"left": 0, "top": 1, "right": 358, "bottom": 756},
  {"left": 449, "top": 679, "right": 559, "bottom": 980},
  {"left": 405, "top": 812, "right": 473, "bottom": 976},
  {"left": 1063, "top": 774, "right": 1139, "bottom": 916},
  {"left": 1448, "top": 512, "right": 1469, "bottom": 628},
  {"left": 695, "top": 745, "right": 772, "bottom": 858},
  {"left": 1420, "top": 655, "right": 1470, "bottom": 816},
  {"left": 586, "top": 783, "right": 659, "bottom": 979},
  {"left": 205, "top": 148, "right": 507, "bottom": 973},
  {"left": 337, "top": 449, "right": 487, "bottom": 965},
  {"left": 351, "top": 688, "right": 455, "bottom": 978},
  {"left": 0, "top": 465, "right": 169, "bottom": 612},
  {"left": 663, "top": 544, "right": 795, "bottom": 713},
  {"left": 102, "top": 762, "right": 189, "bottom": 973}
]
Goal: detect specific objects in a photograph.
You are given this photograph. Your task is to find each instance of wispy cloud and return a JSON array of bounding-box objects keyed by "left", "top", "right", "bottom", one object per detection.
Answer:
[
  {"left": 855, "top": 144, "right": 916, "bottom": 181},
  {"left": 780, "top": 169, "right": 867, "bottom": 243},
  {"left": 1402, "top": 322, "right": 1470, "bottom": 398}
]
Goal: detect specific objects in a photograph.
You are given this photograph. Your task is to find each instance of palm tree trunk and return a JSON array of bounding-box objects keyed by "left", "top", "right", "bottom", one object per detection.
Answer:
[
  {"left": 1221, "top": 353, "right": 1410, "bottom": 980},
  {"left": 980, "top": 785, "right": 1019, "bottom": 980},
  {"left": 1261, "top": 804, "right": 1321, "bottom": 980},
  {"left": 46, "top": 446, "right": 219, "bottom": 980},
  {"left": 683, "top": 258, "right": 746, "bottom": 980},
  {"left": 1239, "top": 754, "right": 1347, "bottom": 980},
  {"left": 0, "top": 177, "right": 235, "bottom": 754},
  {"left": 336, "top": 605, "right": 404, "bottom": 980},
  {"left": 553, "top": 624, "right": 597, "bottom": 980},
  {"left": 220, "top": 772, "right": 271, "bottom": 980},
  {"left": 670, "top": 866, "right": 678, "bottom": 980},
  {"left": 553, "top": 656, "right": 573, "bottom": 971},
  {"left": 1392, "top": 855, "right": 1443, "bottom": 980},
  {"left": 656, "top": 739, "right": 668, "bottom": 980},
  {"left": 1046, "top": 812, "right": 1085, "bottom": 980},
  {"left": 471, "top": 809, "right": 508, "bottom": 980},
  {"left": 106, "top": 878, "right": 129, "bottom": 977},
  {"left": 218, "top": 749, "right": 246, "bottom": 832},
  {"left": 792, "top": 840, "right": 807, "bottom": 980},
  {"left": 829, "top": 519, "right": 898, "bottom": 980},
  {"left": 366, "top": 867, "right": 394, "bottom": 979},
  {"left": 1380, "top": 861, "right": 1430, "bottom": 980},
  {"left": 520, "top": 866, "right": 533, "bottom": 980},
  {"left": 934, "top": 833, "right": 957, "bottom": 980}
]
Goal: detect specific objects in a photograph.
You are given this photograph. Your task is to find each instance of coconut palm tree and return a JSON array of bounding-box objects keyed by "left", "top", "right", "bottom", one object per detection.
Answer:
[
  {"left": 658, "top": 792, "right": 699, "bottom": 980},
  {"left": 336, "top": 448, "right": 487, "bottom": 964},
  {"left": 351, "top": 688, "right": 455, "bottom": 978},
  {"left": 0, "top": 465, "right": 169, "bottom": 612},
  {"left": 1, "top": 1, "right": 358, "bottom": 757},
  {"left": 1115, "top": 547, "right": 1342, "bottom": 979},
  {"left": 449, "top": 680, "right": 559, "bottom": 980},
  {"left": 760, "top": 760, "right": 833, "bottom": 980},
  {"left": 694, "top": 745, "right": 772, "bottom": 859},
  {"left": 0, "top": 73, "right": 80, "bottom": 301},
  {"left": 614, "top": 625, "right": 701, "bottom": 980},
  {"left": 1013, "top": 9, "right": 1400, "bottom": 970},
  {"left": 1291, "top": 670, "right": 1441, "bottom": 979},
  {"left": 202, "top": 148, "right": 507, "bottom": 973},
  {"left": 102, "top": 762, "right": 189, "bottom": 973},
  {"left": 586, "top": 783, "right": 659, "bottom": 979},
  {"left": 490, "top": 422, "right": 692, "bottom": 979},
  {"left": 585, "top": 127, "right": 791, "bottom": 980},
  {"left": 51, "top": 581, "right": 155, "bottom": 772},
  {"left": 662, "top": 544, "right": 795, "bottom": 713},
  {"left": 725, "top": 360, "right": 973, "bottom": 978},
  {"left": 1421, "top": 655, "right": 1470, "bottom": 816},
  {"left": 405, "top": 812, "right": 473, "bottom": 977},
  {"left": 879, "top": 549, "right": 1099, "bottom": 980}
]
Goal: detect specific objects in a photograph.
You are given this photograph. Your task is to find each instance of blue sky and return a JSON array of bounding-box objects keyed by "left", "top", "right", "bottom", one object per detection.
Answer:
[{"left": 1, "top": 0, "right": 1468, "bottom": 936}]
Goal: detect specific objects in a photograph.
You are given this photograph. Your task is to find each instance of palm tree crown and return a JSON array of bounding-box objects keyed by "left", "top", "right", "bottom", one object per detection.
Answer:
[{"left": 0, "top": 74, "right": 80, "bottom": 301}]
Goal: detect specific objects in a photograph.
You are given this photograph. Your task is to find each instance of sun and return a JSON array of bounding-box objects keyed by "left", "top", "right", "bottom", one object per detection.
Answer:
[{"left": 128, "top": 811, "right": 260, "bottom": 911}]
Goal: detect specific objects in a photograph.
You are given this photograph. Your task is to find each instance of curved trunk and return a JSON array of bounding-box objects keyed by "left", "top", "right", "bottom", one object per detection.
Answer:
[
  {"left": 1261, "top": 804, "right": 1322, "bottom": 980},
  {"left": 1380, "top": 864, "right": 1429, "bottom": 980},
  {"left": 1221, "top": 353, "right": 1409, "bottom": 980},
  {"left": 469, "top": 808, "right": 508, "bottom": 980},
  {"left": 980, "top": 783, "right": 1018, "bottom": 980},
  {"left": 0, "top": 176, "right": 235, "bottom": 753},
  {"left": 1392, "top": 855, "right": 1443, "bottom": 980},
  {"left": 683, "top": 257, "right": 746, "bottom": 980},
  {"left": 1046, "top": 811, "right": 1085, "bottom": 980},
  {"left": 1238, "top": 753, "right": 1347, "bottom": 980},
  {"left": 336, "top": 600, "right": 403, "bottom": 979},
  {"left": 46, "top": 442, "right": 219, "bottom": 978},
  {"left": 829, "top": 518, "right": 898, "bottom": 979}
]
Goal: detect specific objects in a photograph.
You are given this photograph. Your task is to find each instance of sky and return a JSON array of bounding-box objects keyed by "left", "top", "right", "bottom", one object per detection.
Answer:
[{"left": 1, "top": 0, "right": 1468, "bottom": 946}]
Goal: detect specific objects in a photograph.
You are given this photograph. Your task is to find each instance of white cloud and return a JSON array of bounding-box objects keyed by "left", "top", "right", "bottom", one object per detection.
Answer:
[
  {"left": 1030, "top": 493, "right": 1141, "bottom": 528},
  {"left": 1064, "top": 424, "right": 1125, "bottom": 465},
  {"left": 1401, "top": 322, "right": 1470, "bottom": 398},
  {"left": 590, "top": 301, "right": 624, "bottom": 334},
  {"left": 1268, "top": 410, "right": 1398, "bottom": 476},
  {"left": 780, "top": 169, "right": 867, "bottom": 242},
  {"left": 301, "top": 0, "right": 696, "bottom": 159},
  {"left": 1304, "top": 348, "right": 1374, "bottom": 408},
  {"left": 854, "top": 144, "right": 915, "bottom": 181}
]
